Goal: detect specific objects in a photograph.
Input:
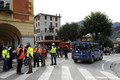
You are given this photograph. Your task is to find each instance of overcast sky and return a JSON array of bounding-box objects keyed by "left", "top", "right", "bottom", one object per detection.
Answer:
[{"left": 34, "top": 0, "right": 120, "bottom": 25}]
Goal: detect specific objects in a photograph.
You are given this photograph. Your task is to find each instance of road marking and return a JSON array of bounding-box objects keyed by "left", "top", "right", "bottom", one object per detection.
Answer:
[
  {"left": 96, "top": 76, "right": 108, "bottom": 79},
  {"left": 100, "top": 71, "right": 120, "bottom": 80},
  {"left": 15, "top": 67, "right": 39, "bottom": 80},
  {"left": 78, "top": 68, "right": 96, "bottom": 80},
  {"left": 38, "top": 65, "right": 54, "bottom": 80},
  {"left": 62, "top": 66, "right": 73, "bottom": 80},
  {"left": 101, "top": 58, "right": 120, "bottom": 70},
  {"left": 0, "top": 67, "right": 26, "bottom": 79}
]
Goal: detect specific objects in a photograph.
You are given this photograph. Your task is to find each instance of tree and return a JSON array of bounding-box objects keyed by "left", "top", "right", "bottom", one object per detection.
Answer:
[
  {"left": 82, "top": 11, "right": 113, "bottom": 41},
  {"left": 97, "top": 34, "right": 114, "bottom": 48},
  {"left": 57, "top": 22, "right": 80, "bottom": 41}
]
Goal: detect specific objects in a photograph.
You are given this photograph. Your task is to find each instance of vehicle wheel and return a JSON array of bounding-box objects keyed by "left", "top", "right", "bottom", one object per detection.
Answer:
[
  {"left": 90, "top": 56, "right": 94, "bottom": 64},
  {"left": 99, "top": 55, "right": 103, "bottom": 60},
  {"left": 74, "top": 60, "right": 78, "bottom": 63}
]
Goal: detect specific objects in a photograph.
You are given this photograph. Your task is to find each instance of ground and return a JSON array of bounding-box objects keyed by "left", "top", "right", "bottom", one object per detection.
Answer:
[{"left": 0, "top": 53, "right": 120, "bottom": 80}]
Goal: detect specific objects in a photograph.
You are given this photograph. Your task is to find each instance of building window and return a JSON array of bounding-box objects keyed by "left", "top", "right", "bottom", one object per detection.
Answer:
[
  {"left": 50, "top": 22, "right": 52, "bottom": 26},
  {"left": 45, "top": 28, "right": 47, "bottom": 32},
  {"left": 41, "top": 36, "right": 43, "bottom": 40},
  {"left": 45, "top": 36, "right": 53, "bottom": 40},
  {"left": 56, "top": 29, "right": 58, "bottom": 33},
  {"left": 36, "top": 36, "right": 37, "bottom": 41},
  {"left": 55, "top": 36, "right": 58, "bottom": 40},
  {"left": 55, "top": 17, "right": 57, "bottom": 21},
  {"left": 36, "top": 23, "right": 37, "bottom": 27},
  {"left": 56, "top": 23, "right": 58, "bottom": 27},
  {"left": 50, "top": 16, "right": 52, "bottom": 20},
  {"left": 49, "top": 28, "right": 54, "bottom": 33},
  {"left": 38, "top": 36, "right": 40, "bottom": 41},
  {"left": 38, "top": 16, "right": 40, "bottom": 20},
  {"left": 0, "top": 0, "right": 10, "bottom": 9},
  {"left": 38, "top": 29, "right": 40, "bottom": 33},
  {"left": 38, "top": 22, "right": 40, "bottom": 26},
  {"left": 45, "top": 16, "right": 47, "bottom": 20},
  {"left": 36, "top": 17, "right": 37, "bottom": 21},
  {"left": 44, "top": 22, "right": 47, "bottom": 26}
]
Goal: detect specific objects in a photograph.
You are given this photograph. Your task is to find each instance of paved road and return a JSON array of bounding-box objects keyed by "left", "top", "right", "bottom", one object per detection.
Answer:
[{"left": 0, "top": 53, "right": 120, "bottom": 80}]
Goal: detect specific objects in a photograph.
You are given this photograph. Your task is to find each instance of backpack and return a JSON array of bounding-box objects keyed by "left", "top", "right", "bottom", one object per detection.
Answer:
[{"left": 42, "top": 48, "right": 45, "bottom": 54}]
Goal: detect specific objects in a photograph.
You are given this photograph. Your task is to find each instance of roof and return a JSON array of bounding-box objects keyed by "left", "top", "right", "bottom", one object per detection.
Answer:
[
  {"left": 112, "top": 39, "right": 120, "bottom": 44},
  {"left": 34, "top": 13, "right": 61, "bottom": 18}
]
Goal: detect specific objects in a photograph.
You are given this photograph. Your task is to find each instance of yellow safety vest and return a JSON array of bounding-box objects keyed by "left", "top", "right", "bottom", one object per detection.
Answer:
[
  {"left": 50, "top": 46, "right": 56, "bottom": 53},
  {"left": 2, "top": 49, "right": 10, "bottom": 58},
  {"left": 27, "top": 47, "right": 33, "bottom": 57}
]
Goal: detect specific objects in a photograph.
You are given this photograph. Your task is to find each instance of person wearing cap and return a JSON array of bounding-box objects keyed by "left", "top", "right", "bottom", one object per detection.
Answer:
[
  {"left": 50, "top": 43, "right": 57, "bottom": 65},
  {"left": 26, "top": 42, "right": 33, "bottom": 74}
]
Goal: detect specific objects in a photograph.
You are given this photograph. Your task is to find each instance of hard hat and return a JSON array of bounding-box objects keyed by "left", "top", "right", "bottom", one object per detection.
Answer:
[{"left": 52, "top": 43, "right": 55, "bottom": 45}]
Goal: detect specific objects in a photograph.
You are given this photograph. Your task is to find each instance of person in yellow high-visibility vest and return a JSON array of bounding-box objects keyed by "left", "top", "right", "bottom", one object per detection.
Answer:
[
  {"left": 50, "top": 43, "right": 57, "bottom": 65},
  {"left": 2, "top": 45, "right": 10, "bottom": 71},
  {"left": 26, "top": 42, "right": 33, "bottom": 74}
]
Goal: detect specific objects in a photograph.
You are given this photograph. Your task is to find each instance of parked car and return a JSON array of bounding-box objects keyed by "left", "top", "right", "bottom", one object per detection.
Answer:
[{"left": 72, "top": 42, "right": 103, "bottom": 63}]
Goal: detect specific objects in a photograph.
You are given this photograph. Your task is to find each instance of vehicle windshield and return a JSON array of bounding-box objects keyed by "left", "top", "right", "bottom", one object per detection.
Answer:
[
  {"left": 89, "top": 44, "right": 99, "bottom": 51},
  {"left": 75, "top": 44, "right": 87, "bottom": 50}
]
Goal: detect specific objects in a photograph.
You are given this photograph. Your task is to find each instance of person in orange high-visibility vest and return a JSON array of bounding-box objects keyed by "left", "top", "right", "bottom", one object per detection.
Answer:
[
  {"left": 39, "top": 45, "right": 46, "bottom": 66},
  {"left": 16, "top": 44, "right": 24, "bottom": 75},
  {"left": 33, "top": 45, "right": 40, "bottom": 67}
]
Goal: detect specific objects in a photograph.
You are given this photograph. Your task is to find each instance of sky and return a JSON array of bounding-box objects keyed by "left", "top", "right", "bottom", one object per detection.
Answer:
[
  {"left": 0, "top": 0, "right": 10, "bottom": 3},
  {"left": 34, "top": 0, "right": 120, "bottom": 25}
]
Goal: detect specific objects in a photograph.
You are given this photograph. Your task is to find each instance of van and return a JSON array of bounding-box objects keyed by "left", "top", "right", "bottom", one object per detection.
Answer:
[{"left": 72, "top": 42, "right": 103, "bottom": 63}]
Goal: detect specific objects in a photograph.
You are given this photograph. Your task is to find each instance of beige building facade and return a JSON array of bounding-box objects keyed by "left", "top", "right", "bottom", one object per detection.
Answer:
[{"left": 0, "top": 0, "right": 34, "bottom": 49}]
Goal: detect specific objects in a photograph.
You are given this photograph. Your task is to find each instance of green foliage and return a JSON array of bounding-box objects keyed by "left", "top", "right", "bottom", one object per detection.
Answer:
[
  {"left": 97, "top": 34, "right": 114, "bottom": 48},
  {"left": 0, "top": 8, "right": 13, "bottom": 14},
  {"left": 57, "top": 22, "right": 81, "bottom": 41},
  {"left": 82, "top": 11, "right": 113, "bottom": 41}
]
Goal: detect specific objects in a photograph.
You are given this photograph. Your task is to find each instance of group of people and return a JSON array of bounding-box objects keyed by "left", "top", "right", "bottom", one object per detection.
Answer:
[
  {"left": 2, "top": 42, "right": 68, "bottom": 75},
  {"left": 56, "top": 45, "right": 69, "bottom": 59}
]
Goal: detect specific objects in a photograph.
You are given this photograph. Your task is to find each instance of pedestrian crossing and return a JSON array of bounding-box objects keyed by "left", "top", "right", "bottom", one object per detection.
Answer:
[
  {"left": 62, "top": 66, "right": 73, "bottom": 80},
  {"left": 0, "top": 65, "right": 119, "bottom": 80},
  {"left": 15, "top": 67, "right": 39, "bottom": 80},
  {"left": 38, "top": 66, "right": 54, "bottom": 80},
  {"left": 78, "top": 69, "right": 96, "bottom": 80}
]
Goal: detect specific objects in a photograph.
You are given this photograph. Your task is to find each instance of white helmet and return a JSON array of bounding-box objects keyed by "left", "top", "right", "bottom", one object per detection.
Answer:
[{"left": 52, "top": 43, "right": 55, "bottom": 45}]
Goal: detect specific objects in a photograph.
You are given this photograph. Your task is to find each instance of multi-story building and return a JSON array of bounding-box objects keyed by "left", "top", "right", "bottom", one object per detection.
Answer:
[{"left": 34, "top": 13, "right": 61, "bottom": 45}]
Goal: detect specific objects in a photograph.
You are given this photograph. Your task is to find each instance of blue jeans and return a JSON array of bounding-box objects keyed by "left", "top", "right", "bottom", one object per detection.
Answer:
[
  {"left": 3, "top": 59, "right": 8, "bottom": 71},
  {"left": 24, "top": 56, "right": 28, "bottom": 66},
  {"left": 51, "top": 53, "right": 56, "bottom": 65}
]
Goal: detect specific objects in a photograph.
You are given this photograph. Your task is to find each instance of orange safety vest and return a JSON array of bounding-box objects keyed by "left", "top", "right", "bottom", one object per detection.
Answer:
[
  {"left": 34, "top": 48, "right": 38, "bottom": 54},
  {"left": 39, "top": 47, "right": 46, "bottom": 56},
  {"left": 17, "top": 48, "right": 24, "bottom": 59}
]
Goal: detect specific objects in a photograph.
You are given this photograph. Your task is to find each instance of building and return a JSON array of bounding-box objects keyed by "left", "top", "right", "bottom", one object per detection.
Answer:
[
  {"left": 34, "top": 13, "right": 61, "bottom": 45},
  {"left": 0, "top": 0, "right": 34, "bottom": 49}
]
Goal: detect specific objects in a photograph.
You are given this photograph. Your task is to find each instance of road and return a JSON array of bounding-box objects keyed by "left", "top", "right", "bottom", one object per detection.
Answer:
[{"left": 0, "top": 53, "right": 120, "bottom": 80}]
